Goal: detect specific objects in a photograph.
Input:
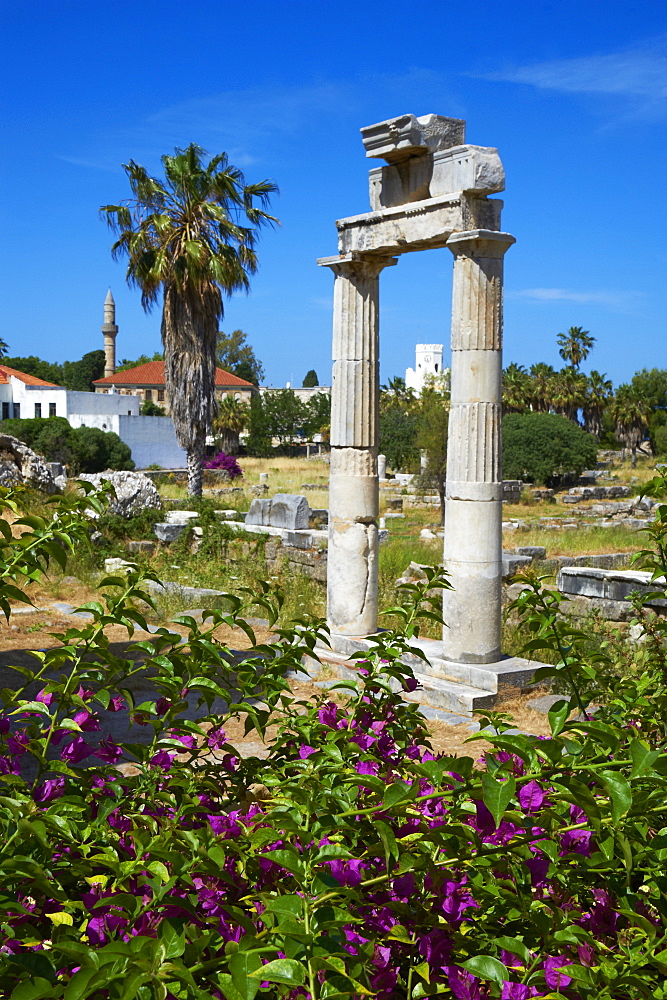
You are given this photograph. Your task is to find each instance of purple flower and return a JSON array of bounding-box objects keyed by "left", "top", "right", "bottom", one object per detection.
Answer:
[
  {"left": 502, "top": 983, "right": 539, "bottom": 999},
  {"left": 318, "top": 701, "right": 340, "bottom": 728},
  {"left": 0, "top": 755, "right": 18, "bottom": 775},
  {"left": 36, "top": 689, "right": 53, "bottom": 707},
  {"left": 418, "top": 929, "right": 451, "bottom": 972},
  {"left": 7, "top": 730, "right": 29, "bottom": 756},
  {"left": 561, "top": 828, "right": 592, "bottom": 856},
  {"left": 149, "top": 750, "right": 175, "bottom": 770},
  {"left": 156, "top": 697, "right": 171, "bottom": 714},
  {"left": 73, "top": 710, "right": 101, "bottom": 732},
  {"left": 206, "top": 726, "right": 227, "bottom": 749},
  {"left": 392, "top": 873, "right": 415, "bottom": 900},
  {"left": 518, "top": 779, "right": 545, "bottom": 813},
  {"left": 108, "top": 695, "right": 125, "bottom": 712},
  {"left": 298, "top": 745, "right": 317, "bottom": 759},
  {"left": 61, "top": 735, "right": 92, "bottom": 764},
  {"left": 402, "top": 675, "right": 419, "bottom": 692},
  {"left": 355, "top": 760, "right": 379, "bottom": 776},
  {"left": 440, "top": 877, "right": 478, "bottom": 923},
  {"left": 202, "top": 451, "right": 243, "bottom": 478},
  {"left": 0, "top": 717, "right": 9, "bottom": 736},
  {"left": 543, "top": 956, "right": 572, "bottom": 989},
  {"left": 326, "top": 858, "right": 368, "bottom": 887},
  {"left": 34, "top": 776, "right": 65, "bottom": 805},
  {"left": 525, "top": 852, "right": 550, "bottom": 888},
  {"left": 94, "top": 737, "right": 123, "bottom": 764},
  {"left": 446, "top": 966, "right": 483, "bottom": 999}
]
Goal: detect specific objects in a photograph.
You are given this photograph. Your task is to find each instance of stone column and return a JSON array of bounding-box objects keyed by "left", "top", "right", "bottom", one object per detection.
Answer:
[
  {"left": 442, "top": 229, "right": 515, "bottom": 663},
  {"left": 318, "top": 252, "right": 397, "bottom": 636}
]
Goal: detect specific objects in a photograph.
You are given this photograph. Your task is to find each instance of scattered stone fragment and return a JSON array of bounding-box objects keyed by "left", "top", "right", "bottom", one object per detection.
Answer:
[{"left": 79, "top": 471, "right": 162, "bottom": 518}]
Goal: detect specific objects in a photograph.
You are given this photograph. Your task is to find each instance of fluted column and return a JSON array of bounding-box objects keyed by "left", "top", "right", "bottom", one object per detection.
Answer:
[
  {"left": 319, "top": 252, "right": 397, "bottom": 636},
  {"left": 442, "top": 230, "right": 515, "bottom": 663}
]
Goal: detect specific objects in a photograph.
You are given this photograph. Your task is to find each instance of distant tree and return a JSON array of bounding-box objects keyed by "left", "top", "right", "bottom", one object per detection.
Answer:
[
  {"left": 0, "top": 417, "right": 134, "bottom": 472},
  {"left": 261, "top": 389, "right": 308, "bottom": 451},
  {"left": 212, "top": 395, "right": 249, "bottom": 455},
  {"left": 102, "top": 144, "right": 277, "bottom": 496},
  {"left": 502, "top": 363, "right": 530, "bottom": 413},
  {"left": 582, "top": 370, "right": 613, "bottom": 440},
  {"left": 610, "top": 385, "right": 651, "bottom": 467},
  {"left": 61, "top": 350, "right": 106, "bottom": 392},
  {"left": 302, "top": 392, "right": 330, "bottom": 441},
  {"left": 216, "top": 329, "right": 265, "bottom": 386},
  {"left": 140, "top": 400, "right": 166, "bottom": 416},
  {"left": 503, "top": 412, "right": 597, "bottom": 485},
  {"left": 557, "top": 326, "right": 595, "bottom": 370},
  {"left": 379, "top": 377, "right": 420, "bottom": 472},
  {"left": 302, "top": 369, "right": 319, "bottom": 388},
  {"left": 245, "top": 393, "right": 272, "bottom": 457},
  {"left": 116, "top": 351, "right": 163, "bottom": 372},
  {"left": 415, "top": 385, "right": 449, "bottom": 520},
  {"left": 2, "top": 356, "right": 65, "bottom": 385},
  {"left": 527, "top": 362, "right": 556, "bottom": 412},
  {"left": 0, "top": 338, "right": 9, "bottom": 359}
]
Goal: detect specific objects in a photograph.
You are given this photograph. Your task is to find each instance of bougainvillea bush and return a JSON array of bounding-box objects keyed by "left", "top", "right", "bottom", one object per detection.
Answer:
[
  {"left": 202, "top": 452, "right": 243, "bottom": 479},
  {"left": 3, "top": 480, "right": 667, "bottom": 998}
]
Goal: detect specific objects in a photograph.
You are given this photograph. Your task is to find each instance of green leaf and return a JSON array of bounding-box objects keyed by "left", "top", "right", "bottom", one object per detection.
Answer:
[
  {"left": 461, "top": 955, "right": 508, "bottom": 986},
  {"left": 599, "top": 770, "right": 632, "bottom": 823},
  {"left": 547, "top": 698, "right": 570, "bottom": 736},
  {"left": 480, "top": 773, "right": 516, "bottom": 828},
  {"left": 248, "top": 958, "right": 306, "bottom": 986},
  {"left": 10, "top": 979, "right": 57, "bottom": 1000},
  {"left": 629, "top": 739, "right": 661, "bottom": 777},
  {"left": 229, "top": 950, "right": 262, "bottom": 1000},
  {"left": 382, "top": 780, "right": 412, "bottom": 808},
  {"left": 217, "top": 973, "right": 246, "bottom": 1000},
  {"left": 375, "top": 819, "right": 399, "bottom": 862}
]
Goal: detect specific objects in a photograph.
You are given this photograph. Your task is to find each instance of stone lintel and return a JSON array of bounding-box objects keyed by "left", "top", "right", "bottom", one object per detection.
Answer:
[
  {"left": 317, "top": 252, "right": 398, "bottom": 271},
  {"left": 446, "top": 229, "right": 516, "bottom": 258},
  {"left": 361, "top": 113, "right": 466, "bottom": 164}
]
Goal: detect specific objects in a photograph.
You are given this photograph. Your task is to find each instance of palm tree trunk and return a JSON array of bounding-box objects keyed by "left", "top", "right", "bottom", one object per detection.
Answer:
[{"left": 187, "top": 447, "right": 204, "bottom": 497}]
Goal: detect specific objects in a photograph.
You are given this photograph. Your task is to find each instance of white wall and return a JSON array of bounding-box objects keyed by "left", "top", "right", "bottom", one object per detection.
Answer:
[
  {"left": 69, "top": 413, "right": 186, "bottom": 468},
  {"left": 9, "top": 381, "right": 140, "bottom": 420}
]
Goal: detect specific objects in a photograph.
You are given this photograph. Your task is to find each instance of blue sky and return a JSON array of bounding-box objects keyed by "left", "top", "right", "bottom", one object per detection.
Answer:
[{"left": 2, "top": 1, "right": 666, "bottom": 388}]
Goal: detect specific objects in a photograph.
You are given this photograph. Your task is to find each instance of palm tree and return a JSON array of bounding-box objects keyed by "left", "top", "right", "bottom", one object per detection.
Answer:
[
  {"left": 212, "top": 395, "right": 249, "bottom": 456},
  {"left": 583, "top": 370, "right": 613, "bottom": 440},
  {"left": 502, "top": 363, "right": 530, "bottom": 413},
  {"left": 528, "top": 363, "right": 556, "bottom": 412},
  {"left": 557, "top": 326, "right": 595, "bottom": 369},
  {"left": 101, "top": 144, "right": 277, "bottom": 495},
  {"left": 551, "top": 367, "right": 588, "bottom": 425},
  {"left": 610, "top": 386, "right": 650, "bottom": 467}
]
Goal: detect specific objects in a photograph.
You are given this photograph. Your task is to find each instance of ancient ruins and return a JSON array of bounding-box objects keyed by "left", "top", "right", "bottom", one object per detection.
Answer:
[{"left": 319, "top": 113, "right": 515, "bottom": 665}]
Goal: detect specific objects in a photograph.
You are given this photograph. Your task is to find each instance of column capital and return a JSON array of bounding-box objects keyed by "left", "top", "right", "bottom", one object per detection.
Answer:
[
  {"left": 317, "top": 252, "right": 398, "bottom": 278},
  {"left": 446, "top": 229, "right": 515, "bottom": 259}
]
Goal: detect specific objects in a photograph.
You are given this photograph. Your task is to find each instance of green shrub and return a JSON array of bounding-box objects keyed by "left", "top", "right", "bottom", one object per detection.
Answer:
[
  {"left": 503, "top": 411, "right": 597, "bottom": 485},
  {"left": 6, "top": 482, "right": 667, "bottom": 996},
  {"left": 0, "top": 417, "right": 134, "bottom": 472}
]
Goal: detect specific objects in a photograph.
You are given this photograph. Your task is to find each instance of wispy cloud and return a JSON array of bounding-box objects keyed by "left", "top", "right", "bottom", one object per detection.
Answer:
[
  {"left": 511, "top": 287, "right": 642, "bottom": 312},
  {"left": 477, "top": 38, "right": 667, "bottom": 119}
]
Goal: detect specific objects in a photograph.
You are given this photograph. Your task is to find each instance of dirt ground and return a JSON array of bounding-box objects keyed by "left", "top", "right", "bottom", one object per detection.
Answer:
[{"left": 0, "top": 577, "right": 552, "bottom": 759}]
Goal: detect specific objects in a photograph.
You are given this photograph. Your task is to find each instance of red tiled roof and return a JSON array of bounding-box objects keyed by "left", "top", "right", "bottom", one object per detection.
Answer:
[
  {"left": 0, "top": 365, "right": 61, "bottom": 387},
  {"left": 93, "top": 360, "right": 254, "bottom": 388}
]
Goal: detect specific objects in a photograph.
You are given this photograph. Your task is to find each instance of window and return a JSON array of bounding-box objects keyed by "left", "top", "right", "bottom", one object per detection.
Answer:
[
  {"left": 1, "top": 403, "right": 8, "bottom": 420},
  {"left": 145, "top": 389, "right": 152, "bottom": 401},
  {"left": 12, "top": 404, "right": 20, "bottom": 419},
  {"left": 34, "top": 403, "right": 42, "bottom": 418},
  {"left": 128, "top": 410, "right": 132, "bottom": 416},
  {"left": 157, "top": 390, "right": 164, "bottom": 402},
  {"left": 49, "top": 403, "right": 56, "bottom": 417}
]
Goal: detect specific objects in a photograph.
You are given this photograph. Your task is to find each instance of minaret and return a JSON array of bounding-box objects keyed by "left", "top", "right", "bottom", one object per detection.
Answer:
[{"left": 102, "top": 289, "right": 118, "bottom": 377}]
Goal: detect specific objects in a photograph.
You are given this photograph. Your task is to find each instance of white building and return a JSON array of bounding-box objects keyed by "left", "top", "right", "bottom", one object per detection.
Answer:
[
  {"left": 0, "top": 364, "right": 188, "bottom": 469},
  {"left": 405, "top": 344, "right": 447, "bottom": 393}
]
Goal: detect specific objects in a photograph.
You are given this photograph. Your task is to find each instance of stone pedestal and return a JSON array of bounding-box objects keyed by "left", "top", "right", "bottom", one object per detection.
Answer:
[
  {"left": 319, "top": 252, "right": 397, "bottom": 636},
  {"left": 442, "top": 230, "right": 515, "bottom": 663}
]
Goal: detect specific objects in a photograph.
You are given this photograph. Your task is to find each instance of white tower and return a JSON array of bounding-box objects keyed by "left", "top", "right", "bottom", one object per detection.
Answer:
[
  {"left": 102, "top": 289, "right": 118, "bottom": 377},
  {"left": 405, "top": 343, "right": 444, "bottom": 393}
]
